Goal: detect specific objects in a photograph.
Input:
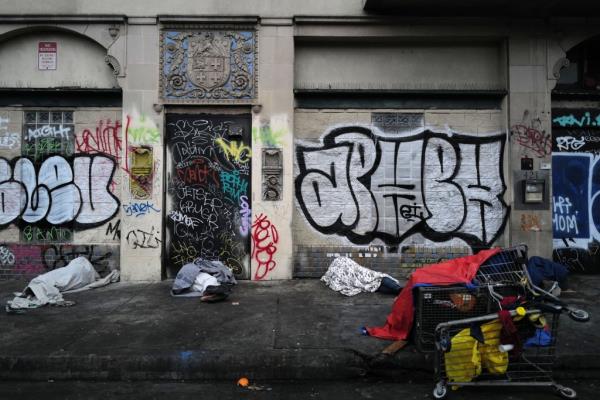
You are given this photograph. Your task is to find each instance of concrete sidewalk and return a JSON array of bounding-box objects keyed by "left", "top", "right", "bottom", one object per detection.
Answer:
[{"left": 0, "top": 276, "right": 598, "bottom": 382}]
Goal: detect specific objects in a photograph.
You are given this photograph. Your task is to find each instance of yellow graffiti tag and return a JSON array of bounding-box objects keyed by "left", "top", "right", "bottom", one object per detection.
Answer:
[{"left": 215, "top": 138, "right": 252, "bottom": 164}]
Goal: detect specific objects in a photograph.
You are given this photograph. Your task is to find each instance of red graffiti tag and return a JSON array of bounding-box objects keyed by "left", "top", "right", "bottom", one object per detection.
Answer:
[
  {"left": 76, "top": 119, "right": 123, "bottom": 161},
  {"left": 176, "top": 158, "right": 220, "bottom": 187},
  {"left": 511, "top": 123, "right": 551, "bottom": 158},
  {"left": 251, "top": 213, "right": 279, "bottom": 280}
]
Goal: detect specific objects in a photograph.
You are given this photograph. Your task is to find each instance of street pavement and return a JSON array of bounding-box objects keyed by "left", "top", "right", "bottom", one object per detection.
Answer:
[
  {"left": 1, "top": 379, "right": 599, "bottom": 400},
  {"left": 0, "top": 275, "right": 599, "bottom": 385}
]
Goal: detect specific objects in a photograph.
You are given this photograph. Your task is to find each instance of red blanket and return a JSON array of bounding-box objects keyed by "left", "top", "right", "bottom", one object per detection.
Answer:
[{"left": 366, "top": 248, "right": 502, "bottom": 341}]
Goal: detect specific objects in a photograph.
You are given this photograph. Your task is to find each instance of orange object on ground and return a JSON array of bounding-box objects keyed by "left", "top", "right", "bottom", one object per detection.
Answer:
[
  {"left": 237, "top": 377, "right": 249, "bottom": 387},
  {"left": 366, "top": 248, "right": 502, "bottom": 341}
]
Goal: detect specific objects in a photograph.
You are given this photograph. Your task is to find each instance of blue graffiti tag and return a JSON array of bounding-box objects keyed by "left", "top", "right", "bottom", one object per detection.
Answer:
[{"left": 122, "top": 201, "right": 161, "bottom": 217}]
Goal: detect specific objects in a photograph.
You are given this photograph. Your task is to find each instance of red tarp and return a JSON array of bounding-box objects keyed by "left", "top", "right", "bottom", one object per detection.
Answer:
[{"left": 366, "top": 248, "right": 502, "bottom": 341}]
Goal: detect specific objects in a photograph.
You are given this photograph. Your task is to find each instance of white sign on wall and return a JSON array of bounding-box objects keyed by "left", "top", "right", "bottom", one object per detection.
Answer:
[{"left": 38, "top": 42, "right": 57, "bottom": 70}]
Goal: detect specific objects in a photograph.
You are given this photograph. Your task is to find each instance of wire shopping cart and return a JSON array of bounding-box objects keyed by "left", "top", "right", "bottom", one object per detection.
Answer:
[{"left": 426, "top": 245, "right": 589, "bottom": 399}]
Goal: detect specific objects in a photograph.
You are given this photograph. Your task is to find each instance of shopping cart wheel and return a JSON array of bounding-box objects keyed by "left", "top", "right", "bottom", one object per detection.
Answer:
[
  {"left": 433, "top": 382, "right": 447, "bottom": 399},
  {"left": 555, "top": 385, "right": 577, "bottom": 399},
  {"left": 568, "top": 308, "right": 590, "bottom": 323}
]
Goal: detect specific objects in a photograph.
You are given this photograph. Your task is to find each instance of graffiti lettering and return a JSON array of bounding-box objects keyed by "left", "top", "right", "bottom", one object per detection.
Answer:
[
  {"left": 169, "top": 210, "right": 199, "bottom": 228},
  {"left": 295, "top": 127, "right": 508, "bottom": 248},
  {"left": 75, "top": 119, "right": 122, "bottom": 160},
  {"left": 176, "top": 158, "right": 220, "bottom": 186},
  {"left": 42, "top": 244, "right": 117, "bottom": 275},
  {"left": 0, "top": 155, "right": 119, "bottom": 227},
  {"left": 123, "top": 201, "right": 160, "bottom": 218},
  {"left": 511, "top": 122, "right": 551, "bottom": 158},
  {"left": 239, "top": 195, "right": 251, "bottom": 236},
  {"left": 105, "top": 220, "right": 121, "bottom": 240},
  {"left": 556, "top": 136, "right": 586, "bottom": 152},
  {"left": 251, "top": 213, "right": 279, "bottom": 280},
  {"left": 170, "top": 241, "right": 198, "bottom": 269},
  {"left": 219, "top": 170, "right": 248, "bottom": 201},
  {"left": 553, "top": 111, "right": 600, "bottom": 128},
  {"left": 126, "top": 115, "right": 160, "bottom": 144},
  {"left": 126, "top": 227, "right": 162, "bottom": 249},
  {"left": 0, "top": 117, "right": 19, "bottom": 149},
  {"left": 0, "top": 244, "right": 15, "bottom": 265},
  {"left": 215, "top": 138, "right": 252, "bottom": 164},
  {"left": 22, "top": 225, "right": 72, "bottom": 242},
  {"left": 27, "top": 125, "right": 71, "bottom": 141}
]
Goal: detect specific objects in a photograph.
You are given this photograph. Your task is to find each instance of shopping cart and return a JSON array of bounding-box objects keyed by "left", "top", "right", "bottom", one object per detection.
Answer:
[
  {"left": 427, "top": 245, "right": 589, "bottom": 399},
  {"left": 414, "top": 245, "right": 589, "bottom": 353}
]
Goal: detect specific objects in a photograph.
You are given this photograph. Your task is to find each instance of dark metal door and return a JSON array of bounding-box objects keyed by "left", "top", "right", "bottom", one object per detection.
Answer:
[{"left": 165, "top": 113, "right": 251, "bottom": 279}]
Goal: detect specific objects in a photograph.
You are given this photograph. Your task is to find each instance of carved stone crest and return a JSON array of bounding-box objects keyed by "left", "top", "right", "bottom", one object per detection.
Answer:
[{"left": 160, "top": 27, "right": 257, "bottom": 104}]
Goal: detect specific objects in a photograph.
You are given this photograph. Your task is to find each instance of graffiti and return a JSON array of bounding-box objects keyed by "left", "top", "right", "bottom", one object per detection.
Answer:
[
  {"left": 165, "top": 113, "right": 251, "bottom": 278},
  {"left": 220, "top": 170, "right": 248, "bottom": 201},
  {"left": 0, "top": 244, "right": 44, "bottom": 276},
  {"left": 552, "top": 110, "right": 600, "bottom": 128},
  {"left": 215, "top": 137, "right": 252, "bottom": 164},
  {"left": 126, "top": 226, "right": 162, "bottom": 249},
  {"left": 0, "top": 155, "right": 119, "bottom": 227},
  {"left": 252, "top": 120, "right": 285, "bottom": 147},
  {"left": 170, "top": 241, "right": 198, "bottom": 269},
  {"left": 511, "top": 119, "right": 551, "bottom": 158},
  {"left": 239, "top": 195, "right": 251, "bottom": 236},
  {"left": 0, "top": 117, "right": 19, "bottom": 149},
  {"left": 123, "top": 201, "right": 160, "bottom": 217},
  {"left": 26, "top": 124, "right": 71, "bottom": 141},
  {"left": 295, "top": 126, "right": 508, "bottom": 248},
  {"left": 555, "top": 135, "right": 586, "bottom": 152},
  {"left": 22, "top": 137, "right": 73, "bottom": 161},
  {"left": 0, "top": 243, "right": 118, "bottom": 277},
  {"left": 552, "top": 155, "right": 590, "bottom": 239},
  {"left": 22, "top": 225, "right": 72, "bottom": 242},
  {"left": 105, "top": 220, "right": 121, "bottom": 240},
  {"left": 128, "top": 146, "right": 154, "bottom": 200},
  {"left": 219, "top": 231, "right": 246, "bottom": 275},
  {"left": 176, "top": 158, "right": 220, "bottom": 186},
  {"left": 169, "top": 210, "right": 199, "bottom": 228},
  {"left": 0, "top": 244, "right": 15, "bottom": 265},
  {"left": 75, "top": 119, "right": 122, "bottom": 160},
  {"left": 551, "top": 108, "right": 600, "bottom": 273},
  {"left": 520, "top": 213, "right": 541, "bottom": 232},
  {"left": 42, "top": 244, "right": 117, "bottom": 275},
  {"left": 125, "top": 115, "right": 160, "bottom": 144},
  {"left": 251, "top": 213, "right": 279, "bottom": 280}
]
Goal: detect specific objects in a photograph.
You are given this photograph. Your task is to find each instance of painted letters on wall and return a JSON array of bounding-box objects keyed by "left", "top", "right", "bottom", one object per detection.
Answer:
[
  {"left": 295, "top": 126, "right": 509, "bottom": 249},
  {"left": 165, "top": 114, "right": 251, "bottom": 278},
  {"left": 552, "top": 109, "right": 600, "bottom": 273}
]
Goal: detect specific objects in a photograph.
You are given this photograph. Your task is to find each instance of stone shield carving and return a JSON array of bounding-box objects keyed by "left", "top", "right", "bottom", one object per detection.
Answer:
[{"left": 160, "top": 27, "right": 257, "bottom": 104}]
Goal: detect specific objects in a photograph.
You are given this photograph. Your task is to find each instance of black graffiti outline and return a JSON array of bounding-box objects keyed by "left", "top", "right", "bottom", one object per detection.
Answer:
[
  {"left": 0, "top": 154, "right": 120, "bottom": 229},
  {"left": 41, "top": 244, "right": 115, "bottom": 274},
  {"left": 295, "top": 126, "right": 510, "bottom": 249}
]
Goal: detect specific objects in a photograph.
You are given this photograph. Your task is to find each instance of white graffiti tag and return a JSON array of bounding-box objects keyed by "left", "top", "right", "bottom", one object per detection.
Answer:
[
  {"left": 0, "top": 155, "right": 119, "bottom": 227},
  {"left": 295, "top": 126, "right": 508, "bottom": 247}
]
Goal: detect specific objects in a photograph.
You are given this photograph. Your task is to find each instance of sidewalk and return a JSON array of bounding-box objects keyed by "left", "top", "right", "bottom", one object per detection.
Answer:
[{"left": 0, "top": 276, "right": 598, "bottom": 382}]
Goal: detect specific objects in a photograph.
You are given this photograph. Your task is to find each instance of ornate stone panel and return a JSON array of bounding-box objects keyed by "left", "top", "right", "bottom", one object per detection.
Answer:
[{"left": 160, "top": 26, "right": 257, "bottom": 104}]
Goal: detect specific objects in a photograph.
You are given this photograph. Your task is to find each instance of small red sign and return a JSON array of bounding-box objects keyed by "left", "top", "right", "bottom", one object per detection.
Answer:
[{"left": 38, "top": 41, "right": 57, "bottom": 70}]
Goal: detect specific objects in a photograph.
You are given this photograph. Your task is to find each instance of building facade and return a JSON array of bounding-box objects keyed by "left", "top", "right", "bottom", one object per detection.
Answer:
[{"left": 0, "top": 0, "right": 599, "bottom": 281}]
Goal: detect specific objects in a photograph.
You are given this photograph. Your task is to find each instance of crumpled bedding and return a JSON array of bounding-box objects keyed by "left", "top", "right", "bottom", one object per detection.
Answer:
[
  {"left": 366, "top": 248, "right": 502, "bottom": 341},
  {"left": 7, "top": 257, "right": 120, "bottom": 310},
  {"left": 321, "top": 257, "right": 399, "bottom": 296}
]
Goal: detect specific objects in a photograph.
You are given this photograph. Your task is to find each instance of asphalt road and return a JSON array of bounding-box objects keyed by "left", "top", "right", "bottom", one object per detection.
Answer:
[{"left": 1, "top": 379, "right": 598, "bottom": 400}]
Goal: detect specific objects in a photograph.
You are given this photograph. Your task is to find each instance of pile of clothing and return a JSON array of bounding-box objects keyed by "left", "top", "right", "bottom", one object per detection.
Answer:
[{"left": 171, "top": 258, "right": 237, "bottom": 302}]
